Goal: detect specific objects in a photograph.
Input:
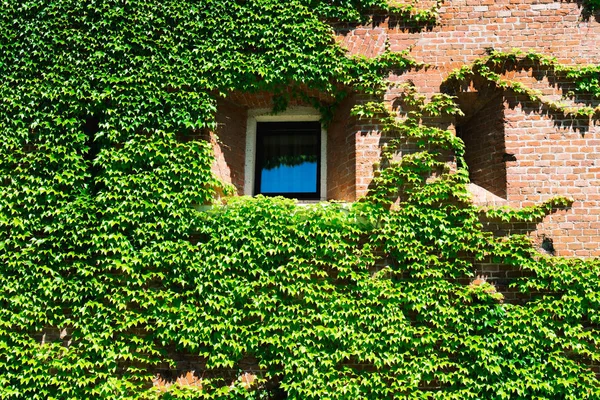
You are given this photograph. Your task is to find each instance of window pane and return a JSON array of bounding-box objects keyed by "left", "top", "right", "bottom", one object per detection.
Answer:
[
  {"left": 261, "top": 162, "right": 317, "bottom": 193},
  {"left": 255, "top": 122, "right": 320, "bottom": 198}
]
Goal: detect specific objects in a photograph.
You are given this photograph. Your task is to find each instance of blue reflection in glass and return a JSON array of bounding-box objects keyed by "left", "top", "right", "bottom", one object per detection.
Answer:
[
  {"left": 255, "top": 121, "right": 320, "bottom": 197},
  {"left": 260, "top": 162, "right": 317, "bottom": 193}
]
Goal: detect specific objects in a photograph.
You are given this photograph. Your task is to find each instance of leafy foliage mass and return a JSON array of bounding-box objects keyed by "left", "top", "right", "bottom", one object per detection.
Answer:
[
  {"left": 584, "top": 0, "right": 600, "bottom": 13},
  {"left": 1, "top": 1, "right": 600, "bottom": 399},
  {"left": 445, "top": 49, "right": 600, "bottom": 118}
]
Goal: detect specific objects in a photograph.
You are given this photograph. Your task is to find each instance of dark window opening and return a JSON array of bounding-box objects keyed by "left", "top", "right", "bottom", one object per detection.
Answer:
[
  {"left": 455, "top": 94, "right": 507, "bottom": 200},
  {"left": 254, "top": 121, "right": 321, "bottom": 200}
]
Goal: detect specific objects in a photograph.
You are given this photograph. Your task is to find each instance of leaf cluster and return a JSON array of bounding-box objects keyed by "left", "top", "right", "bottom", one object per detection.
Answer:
[{"left": 444, "top": 49, "right": 600, "bottom": 118}]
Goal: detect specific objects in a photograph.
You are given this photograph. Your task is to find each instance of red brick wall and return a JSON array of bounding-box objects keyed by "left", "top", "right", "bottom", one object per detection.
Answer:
[
  {"left": 502, "top": 91, "right": 600, "bottom": 257},
  {"left": 355, "top": 122, "right": 383, "bottom": 197},
  {"left": 327, "top": 95, "right": 358, "bottom": 201}
]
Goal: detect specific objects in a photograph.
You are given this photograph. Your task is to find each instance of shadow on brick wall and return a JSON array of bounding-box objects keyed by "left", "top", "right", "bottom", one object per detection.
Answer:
[
  {"left": 441, "top": 55, "right": 600, "bottom": 136},
  {"left": 564, "top": 0, "right": 600, "bottom": 22}
]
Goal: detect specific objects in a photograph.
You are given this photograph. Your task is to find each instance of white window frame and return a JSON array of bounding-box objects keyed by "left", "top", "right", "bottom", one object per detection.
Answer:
[{"left": 244, "top": 107, "right": 327, "bottom": 201}]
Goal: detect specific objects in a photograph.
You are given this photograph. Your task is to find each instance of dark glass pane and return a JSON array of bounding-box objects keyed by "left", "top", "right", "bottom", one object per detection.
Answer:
[{"left": 255, "top": 122, "right": 320, "bottom": 198}]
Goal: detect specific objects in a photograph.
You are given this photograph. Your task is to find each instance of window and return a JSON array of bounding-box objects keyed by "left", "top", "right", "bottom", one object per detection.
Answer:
[
  {"left": 254, "top": 121, "right": 321, "bottom": 199},
  {"left": 245, "top": 108, "right": 327, "bottom": 201}
]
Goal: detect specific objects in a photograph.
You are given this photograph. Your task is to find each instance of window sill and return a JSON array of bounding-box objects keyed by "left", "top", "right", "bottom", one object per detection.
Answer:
[{"left": 467, "top": 183, "right": 509, "bottom": 207}]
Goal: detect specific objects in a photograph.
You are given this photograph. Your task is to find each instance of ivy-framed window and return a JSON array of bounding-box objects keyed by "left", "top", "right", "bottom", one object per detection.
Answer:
[{"left": 245, "top": 108, "right": 327, "bottom": 201}]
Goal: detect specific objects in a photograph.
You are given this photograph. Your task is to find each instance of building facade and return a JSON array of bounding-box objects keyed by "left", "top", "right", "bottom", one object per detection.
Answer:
[{"left": 211, "top": 0, "right": 600, "bottom": 257}]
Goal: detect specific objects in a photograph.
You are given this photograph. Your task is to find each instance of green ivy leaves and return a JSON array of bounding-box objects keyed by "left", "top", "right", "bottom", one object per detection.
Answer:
[
  {"left": 444, "top": 49, "right": 600, "bottom": 118},
  {"left": 1, "top": 1, "right": 600, "bottom": 399}
]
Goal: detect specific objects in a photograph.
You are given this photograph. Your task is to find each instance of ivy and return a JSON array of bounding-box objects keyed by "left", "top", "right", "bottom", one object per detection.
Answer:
[
  {"left": 444, "top": 49, "right": 600, "bottom": 118},
  {"left": 483, "top": 197, "right": 573, "bottom": 223},
  {"left": 582, "top": 0, "right": 600, "bottom": 16},
  {"left": 1, "top": 1, "right": 600, "bottom": 399}
]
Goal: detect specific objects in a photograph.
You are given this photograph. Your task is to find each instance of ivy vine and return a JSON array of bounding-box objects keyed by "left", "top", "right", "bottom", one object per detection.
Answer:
[{"left": 444, "top": 49, "right": 600, "bottom": 118}]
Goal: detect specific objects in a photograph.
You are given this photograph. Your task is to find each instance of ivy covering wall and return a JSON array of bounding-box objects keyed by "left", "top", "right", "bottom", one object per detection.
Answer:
[{"left": 1, "top": 1, "right": 600, "bottom": 399}]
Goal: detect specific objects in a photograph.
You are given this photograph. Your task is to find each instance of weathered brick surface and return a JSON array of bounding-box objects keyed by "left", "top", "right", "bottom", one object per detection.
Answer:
[{"left": 327, "top": 95, "right": 359, "bottom": 201}]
